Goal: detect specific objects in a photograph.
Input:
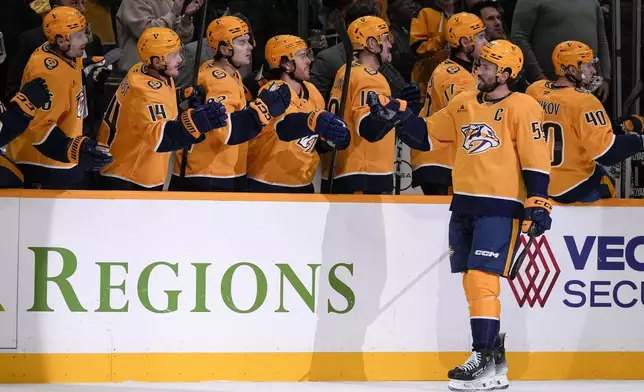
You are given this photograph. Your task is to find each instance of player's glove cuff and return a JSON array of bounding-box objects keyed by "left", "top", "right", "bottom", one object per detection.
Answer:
[
  {"left": 67, "top": 136, "right": 88, "bottom": 164},
  {"left": 522, "top": 196, "right": 552, "bottom": 234},
  {"left": 378, "top": 95, "right": 407, "bottom": 112},
  {"left": 307, "top": 110, "right": 324, "bottom": 132},
  {"left": 180, "top": 110, "right": 204, "bottom": 140},
  {"left": 11, "top": 93, "right": 37, "bottom": 119},
  {"left": 623, "top": 114, "right": 644, "bottom": 134},
  {"left": 249, "top": 98, "right": 272, "bottom": 126}
]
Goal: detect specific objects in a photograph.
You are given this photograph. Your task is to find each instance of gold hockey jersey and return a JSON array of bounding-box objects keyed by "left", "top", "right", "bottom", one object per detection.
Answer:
[
  {"left": 173, "top": 61, "right": 247, "bottom": 179},
  {"left": 424, "top": 90, "right": 551, "bottom": 217},
  {"left": 247, "top": 80, "right": 325, "bottom": 187},
  {"left": 97, "top": 63, "right": 178, "bottom": 188},
  {"left": 6, "top": 43, "right": 84, "bottom": 170}
]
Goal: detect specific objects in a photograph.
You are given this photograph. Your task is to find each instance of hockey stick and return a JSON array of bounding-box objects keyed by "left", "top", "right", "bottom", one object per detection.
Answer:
[
  {"left": 379, "top": 63, "right": 407, "bottom": 195},
  {"left": 508, "top": 226, "right": 536, "bottom": 280},
  {"left": 325, "top": 9, "right": 352, "bottom": 194},
  {"left": 178, "top": 0, "right": 210, "bottom": 184},
  {"left": 621, "top": 80, "right": 643, "bottom": 120}
]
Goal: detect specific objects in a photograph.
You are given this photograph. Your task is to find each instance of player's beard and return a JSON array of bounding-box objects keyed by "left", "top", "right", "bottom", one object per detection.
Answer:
[{"left": 477, "top": 77, "right": 498, "bottom": 93}]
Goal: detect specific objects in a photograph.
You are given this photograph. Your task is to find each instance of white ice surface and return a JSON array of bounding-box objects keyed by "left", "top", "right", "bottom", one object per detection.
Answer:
[{"left": 0, "top": 382, "right": 642, "bottom": 392}]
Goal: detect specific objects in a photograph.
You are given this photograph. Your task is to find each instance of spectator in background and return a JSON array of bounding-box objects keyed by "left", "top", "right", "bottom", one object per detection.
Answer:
[
  {"left": 310, "top": 0, "right": 381, "bottom": 102},
  {"left": 388, "top": 0, "right": 421, "bottom": 82},
  {"left": 115, "top": 0, "right": 203, "bottom": 75},
  {"left": 0, "top": 0, "right": 42, "bottom": 105},
  {"left": 470, "top": 0, "right": 507, "bottom": 40},
  {"left": 409, "top": 0, "right": 453, "bottom": 103},
  {"left": 511, "top": 0, "right": 611, "bottom": 102}
]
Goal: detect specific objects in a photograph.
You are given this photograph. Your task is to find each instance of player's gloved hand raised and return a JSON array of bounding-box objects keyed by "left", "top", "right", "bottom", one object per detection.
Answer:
[
  {"left": 257, "top": 83, "right": 292, "bottom": 118},
  {"left": 11, "top": 77, "right": 50, "bottom": 118},
  {"left": 66, "top": 136, "right": 114, "bottom": 171},
  {"left": 396, "top": 83, "right": 421, "bottom": 115},
  {"left": 522, "top": 196, "right": 552, "bottom": 237},
  {"left": 622, "top": 114, "right": 644, "bottom": 134},
  {"left": 181, "top": 101, "right": 228, "bottom": 134},
  {"left": 177, "top": 86, "right": 206, "bottom": 108},
  {"left": 307, "top": 110, "right": 350, "bottom": 150}
]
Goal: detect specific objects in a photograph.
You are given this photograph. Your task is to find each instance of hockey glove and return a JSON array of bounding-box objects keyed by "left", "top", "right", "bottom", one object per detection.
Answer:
[
  {"left": 307, "top": 110, "right": 350, "bottom": 149},
  {"left": 11, "top": 77, "right": 50, "bottom": 118},
  {"left": 66, "top": 136, "right": 113, "bottom": 171},
  {"left": 522, "top": 196, "right": 552, "bottom": 237},
  {"left": 255, "top": 83, "right": 292, "bottom": 119},
  {"left": 623, "top": 114, "right": 644, "bottom": 134},
  {"left": 177, "top": 86, "right": 205, "bottom": 108},
  {"left": 181, "top": 101, "right": 228, "bottom": 137},
  {"left": 396, "top": 83, "right": 422, "bottom": 115}
]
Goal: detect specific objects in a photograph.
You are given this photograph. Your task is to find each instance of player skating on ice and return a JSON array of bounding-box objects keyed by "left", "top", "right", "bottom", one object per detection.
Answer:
[
  {"left": 246, "top": 35, "right": 349, "bottom": 193},
  {"left": 5, "top": 7, "right": 113, "bottom": 189},
  {"left": 412, "top": 12, "right": 488, "bottom": 195},
  {"left": 322, "top": 16, "right": 420, "bottom": 194},
  {"left": 171, "top": 16, "right": 291, "bottom": 192},
  {"left": 392, "top": 40, "right": 552, "bottom": 390},
  {"left": 526, "top": 40, "right": 644, "bottom": 203},
  {"left": 97, "top": 27, "right": 227, "bottom": 190}
]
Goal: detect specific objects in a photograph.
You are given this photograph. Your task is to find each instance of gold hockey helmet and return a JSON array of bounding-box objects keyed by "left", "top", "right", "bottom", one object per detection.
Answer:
[
  {"left": 479, "top": 40, "right": 524, "bottom": 79},
  {"left": 43, "top": 6, "right": 87, "bottom": 43},
  {"left": 265, "top": 35, "right": 309, "bottom": 69}
]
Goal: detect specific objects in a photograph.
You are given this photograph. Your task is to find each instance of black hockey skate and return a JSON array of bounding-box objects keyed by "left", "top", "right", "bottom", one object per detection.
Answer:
[
  {"left": 493, "top": 333, "right": 509, "bottom": 389},
  {"left": 447, "top": 350, "right": 496, "bottom": 391}
]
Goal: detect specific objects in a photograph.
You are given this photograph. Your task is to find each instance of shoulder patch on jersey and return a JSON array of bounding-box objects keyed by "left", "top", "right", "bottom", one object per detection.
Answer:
[
  {"left": 212, "top": 69, "right": 227, "bottom": 79},
  {"left": 147, "top": 80, "right": 163, "bottom": 90},
  {"left": 44, "top": 57, "right": 59, "bottom": 70},
  {"left": 364, "top": 67, "right": 378, "bottom": 76},
  {"left": 461, "top": 123, "right": 501, "bottom": 155},
  {"left": 446, "top": 65, "right": 461, "bottom": 74}
]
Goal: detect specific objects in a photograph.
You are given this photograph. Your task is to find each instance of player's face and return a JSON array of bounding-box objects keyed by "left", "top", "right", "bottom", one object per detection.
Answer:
[
  {"left": 379, "top": 33, "right": 393, "bottom": 63},
  {"left": 164, "top": 49, "right": 183, "bottom": 77},
  {"left": 232, "top": 35, "right": 253, "bottom": 67},
  {"left": 472, "top": 31, "right": 488, "bottom": 59},
  {"left": 474, "top": 58, "right": 499, "bottom": 92},
  {"left": 577, "top": 59, "right": 603, "bottom": 92},
  {"left": 293, "top": 48, "right": 312, "bottom": 81},
  {"left": 66, "top": 30, "right": 89, "bottom": 58}
]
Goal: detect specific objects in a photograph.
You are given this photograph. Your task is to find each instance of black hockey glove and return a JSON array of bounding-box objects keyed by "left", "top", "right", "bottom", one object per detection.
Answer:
[
  {"left": 256, "top": 83, "right": 292, "bottom": 118},
  {"left": 522, "top": 196, "right": 552, "bottom": 237},
  {"left": 623, "top": 114, "right": 644, "bottom": 134},
  {"left": 307, "top": 110, "right": 350, "bottom": 150},
  {"left": 177, "top": 86, "right": 206, "bottom": 108},
  {"left": 396, "top": 83, "right": 421, "bottom": 115},
  {"left": 181, "top": 101, "right": 228, "bottom": 136},
  {"left": 66, "top": 136, "right": 113, "bottom": 171},
  {"left": 11, "top": 77, "right": 50, "bottom": 118}
]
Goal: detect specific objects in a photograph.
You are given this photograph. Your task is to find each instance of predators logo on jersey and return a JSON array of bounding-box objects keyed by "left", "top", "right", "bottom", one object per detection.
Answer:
[{"left": 461, "top": 123, "right": 501, "bottom": 154}]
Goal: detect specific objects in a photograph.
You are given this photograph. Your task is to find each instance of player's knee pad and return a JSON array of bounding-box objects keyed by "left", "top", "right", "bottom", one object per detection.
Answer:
[
  {"left": 0, "top": 153, "right": 24, "bottom": 189},
  {"left": 466, "top": 269, "right": 500, "bottom": 320}
]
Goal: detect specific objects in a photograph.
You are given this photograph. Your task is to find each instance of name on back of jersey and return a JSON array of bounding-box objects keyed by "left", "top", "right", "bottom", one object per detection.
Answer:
[
  {"left": 461, "top": 123, "right": 501, "bottom": 155},
  {"left": 537, "top": 100, "right": 561, "bottom": 115}
]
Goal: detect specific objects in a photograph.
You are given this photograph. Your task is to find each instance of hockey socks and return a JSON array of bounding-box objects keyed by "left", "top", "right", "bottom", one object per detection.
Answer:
[{"left": 464, "top": 270, "right": 500, "bottom": 351}]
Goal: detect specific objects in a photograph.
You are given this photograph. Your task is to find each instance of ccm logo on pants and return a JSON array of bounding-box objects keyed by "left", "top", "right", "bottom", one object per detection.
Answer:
[{"left": 475, "top": 250, "right": 500, "bottom": 258}]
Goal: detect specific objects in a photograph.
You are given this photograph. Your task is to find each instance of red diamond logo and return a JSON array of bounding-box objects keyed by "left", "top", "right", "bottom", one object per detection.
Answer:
[{"left": 508, "top": 235, "right": 560, "bottom": 308}]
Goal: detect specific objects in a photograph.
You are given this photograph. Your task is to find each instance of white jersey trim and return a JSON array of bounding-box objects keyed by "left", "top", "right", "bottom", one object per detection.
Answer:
[
  {"left": 355, "top": 112, "right": 369, "bottom": 137},
  {"left": 454, "top": 191, "right": 523, "bottom": 204},
  {"left": 593, "top": 133, "right": 616, "bottom": 161},
  {"left": 32, "top": 124, "right": 57, "bottom": 146},
  {"left": 522, "top": 168, "right": 550, "bottom": 175},
  {"left": 413, "top": 163, "right": 452, "bottom": 170},
  {"left": 171, "top": 172, "right": 246, "bottom": 179},
  {"left": 154, "top": 122, "right": 165, "bottom": 152},
  {"left": 321, "top": 171, "right": 394, "bottom": 181},
  {"left": 247, "top": 176, "right": 312, "bottom": 188},
  {"left": 100, "top": 173, "right": 164, "bottom": 188}
]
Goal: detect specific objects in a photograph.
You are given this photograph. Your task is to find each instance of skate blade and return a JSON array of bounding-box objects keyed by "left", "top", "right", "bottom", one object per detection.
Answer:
[
  {"left": 448, "top": 377, "right": 496, "bottom": 391},
  {"left": 494, "top": 374, "right": 509, "bottom": 390}
]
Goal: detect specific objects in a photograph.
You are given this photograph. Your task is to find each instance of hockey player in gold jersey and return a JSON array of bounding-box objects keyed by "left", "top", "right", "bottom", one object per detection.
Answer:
[
  {"left": 246, "top": 35, "right": 349, "bottom": 193},
  {"left": 393, "top": 40, "right": 552, "bottom": 390},
  {"left": 0, "top": 78, "right": 51, "bottom": 188},
  {"left": 526, "top": 41, "right": 644, "bottom": 203},
  {"left": 97, "top": 27, "right": 228, "bottom": 190},
  {"left": 322, "top": 16, "right": 419, "bottom": 194},
  {"left": 5, "top": 7, "right": 113, "bottom": 189},
  {"left": 412, "top": 12, "right": 487, "bottom": 195},
  {"left": 170, "top": 16, "right": 292, "bottom": 192}
]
